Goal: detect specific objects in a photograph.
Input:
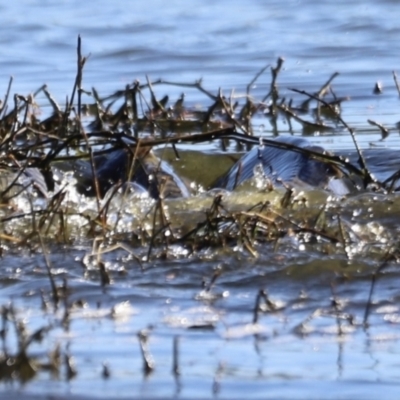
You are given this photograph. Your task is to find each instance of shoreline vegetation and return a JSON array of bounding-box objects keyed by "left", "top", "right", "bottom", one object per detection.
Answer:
[{"left": 0, "top": 36, "right": 399, "bottom": 384}]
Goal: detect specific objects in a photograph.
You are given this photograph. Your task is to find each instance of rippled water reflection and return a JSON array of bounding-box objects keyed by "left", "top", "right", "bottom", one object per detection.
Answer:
[{"left": 2, "top": 1, "right": 400, "bottom": 399}]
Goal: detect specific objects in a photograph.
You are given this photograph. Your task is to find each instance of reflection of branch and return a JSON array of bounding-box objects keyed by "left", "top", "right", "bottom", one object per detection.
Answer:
[
  {"left": 138, "top": 329, "right": 155, "bottom": 375},
  {"left": 364, "top": 252, "right": 396, "bottom": 327}
]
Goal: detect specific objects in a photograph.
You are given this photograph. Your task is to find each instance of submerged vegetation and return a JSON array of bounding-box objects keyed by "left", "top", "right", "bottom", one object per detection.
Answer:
[{"left": 1, "top": 37, "right": 400, "bottom": 385}]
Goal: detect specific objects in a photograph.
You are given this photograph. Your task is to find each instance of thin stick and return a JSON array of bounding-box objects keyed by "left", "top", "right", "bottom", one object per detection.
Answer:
[
  {"left": 77, "top": 35, "right": 83, "bottom": 120},
  {"left": 247, "top": 63, "right": 270, "bottom": 96},
  {"left": 262, "top": 57, "right": 284, "bottom": 104},
  {"left": 330, "top": 283, "right": 343, "bottom": 337},
  {"left": 0, "top": 76, "right": 13, "bottom": 119},
  {"left": 393, "top": 71, "right": 400, "bottom": 97}
]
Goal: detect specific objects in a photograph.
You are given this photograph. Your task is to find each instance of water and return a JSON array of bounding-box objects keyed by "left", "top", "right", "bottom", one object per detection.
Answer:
[
  {"left": 2, "top": 0, "right": 400, "bottom": 136},
  {"left": 1, "top": 1, "right": 400, "bottom": 399}
]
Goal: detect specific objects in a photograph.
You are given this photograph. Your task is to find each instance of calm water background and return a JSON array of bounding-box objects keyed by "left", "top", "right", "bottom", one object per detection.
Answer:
[{"left": 1, "top": 1, "right": 400, "bottom": 399}]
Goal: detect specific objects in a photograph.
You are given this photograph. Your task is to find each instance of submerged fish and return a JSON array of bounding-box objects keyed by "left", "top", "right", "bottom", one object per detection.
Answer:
[
  {"left": 17, "top": 136, "right": 354, "bottom": 200},
  {"left": 73, "top": 136, "right": 355, "bottom": 199},
  {"left": 0, "top": 136, "right": 355, "bottom": 205},
  {"left": 213, "top": 136, "right": 353, "bottom": 195}
]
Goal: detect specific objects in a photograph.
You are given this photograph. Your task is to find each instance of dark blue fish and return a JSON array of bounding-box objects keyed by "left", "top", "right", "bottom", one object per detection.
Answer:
[{"left": 213, "top": 136, "right": 351, "bottom": 195}]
